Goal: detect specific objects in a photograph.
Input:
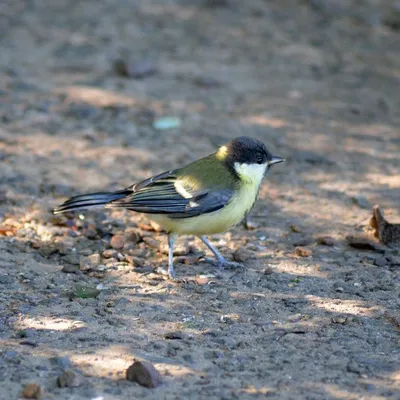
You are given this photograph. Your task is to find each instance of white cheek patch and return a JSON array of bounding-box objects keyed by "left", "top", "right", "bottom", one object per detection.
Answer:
[{"left": 234, "top": 162, "right": 267, "bottom": 185}]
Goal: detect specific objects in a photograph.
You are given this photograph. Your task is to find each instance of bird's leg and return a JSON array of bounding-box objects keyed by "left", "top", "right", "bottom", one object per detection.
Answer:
[
  {"left": 200, "top": 236, "right": 244, "bottom": 270},
  {"left": 167, "top": 233, "right": 178, "bottom": 279}
]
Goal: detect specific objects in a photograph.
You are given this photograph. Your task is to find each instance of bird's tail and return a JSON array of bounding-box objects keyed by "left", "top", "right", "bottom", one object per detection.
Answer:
[{"left": 53, "top": 190, "right": 130, "bottom": 214}]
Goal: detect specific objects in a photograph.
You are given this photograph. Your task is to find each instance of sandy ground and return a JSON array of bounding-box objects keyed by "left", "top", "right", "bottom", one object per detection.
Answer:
[{"left": 0, "top": 0, "right": 400, "bottom": 399}]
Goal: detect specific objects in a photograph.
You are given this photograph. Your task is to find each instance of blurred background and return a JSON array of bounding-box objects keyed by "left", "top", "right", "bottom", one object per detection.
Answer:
[{"left": 0, "top": 1, "right": 399, "bottom": 399}]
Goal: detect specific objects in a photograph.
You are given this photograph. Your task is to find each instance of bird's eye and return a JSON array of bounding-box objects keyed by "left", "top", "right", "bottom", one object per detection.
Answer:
[{"left": 256, "top": 154, "right": 264, "bottom": 164}]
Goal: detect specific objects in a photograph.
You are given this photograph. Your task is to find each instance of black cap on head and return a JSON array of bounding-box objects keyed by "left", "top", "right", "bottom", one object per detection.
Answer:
[{"left": 223, "top": 136, "right": 272, "bottom": 165}]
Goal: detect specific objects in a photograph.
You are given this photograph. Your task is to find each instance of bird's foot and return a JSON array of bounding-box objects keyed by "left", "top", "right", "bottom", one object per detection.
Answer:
[
  {"left": 156, "top": 266, "right": 178, "bottom": 281},
  {"left": 218, "top": 259, "right": 245, "bottom": 270},
  {"left": 203, "top": 257, "right": 244, "bottom": 271}
]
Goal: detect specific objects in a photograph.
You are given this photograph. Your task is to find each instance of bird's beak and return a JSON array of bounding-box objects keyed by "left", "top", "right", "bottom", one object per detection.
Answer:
[{"left": 268, "top": 156, "right": 285, "bottom": 166}]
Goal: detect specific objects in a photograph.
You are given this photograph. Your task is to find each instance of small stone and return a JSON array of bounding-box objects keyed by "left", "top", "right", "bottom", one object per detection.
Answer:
[
  {"left": 102, "top": 249, "right": 118, "bottom": 259},
  {"left": 126, "top": 229, "right": 141, "bottom": 243},
  {"left": 114, "top": 58, "right": 157, "bottom": 79},
  {"left": 50, "top": 356, "right": 73, "bottom": 370},
  {"left": 62, "top": 253, "right": 80, "bottom": 265},
  {"left": 292, "top": 237, "right": 313, "bottom": 247},
  {"left": 149, "top": 220, "right": 164, "bottom": 232},
  {"left": 143, "top": 236, "right": 160, "bottom": 249},
  {"left": 124, "top": 255, "right": 144, "bottom": 267},
  {"left": 389, "top": 256, "right": 400, "bottom": 267},
  {"left": 57, "top": 369, "right": 85, "bottom": 388},
  {"left": 126, "top": 360, "right": 161, "bottom": 388},
  {"left": 20, "top": 340, "right": 37, "bottom": 347},
  {"left": 164, "top": 331, "right": 185, "bottom": 340},
  {"left": 79, "top": 253, "right": 101, "bottom": 271},
  {"left": 233, "top": 248, "right": 251, "bottom": 262},
  {"left": 331, "top": 316, "right": 348, "bottom": 324},
  {"left": 22, "top": 383, "right": 43, "bottom": 399},
  {"left": 316, "top": 236, "right": 335, "bottom": 246},
  {"left": 203, "top": 350, "right": 224, "bottom": 360},
  {"left": 110, "top": 234, "right": 125, "bottom": 250},
  {"left": 290, "top": 224, "right": 302, "bottom": 233},
  {"left": 220, "top": 315, "right": 235, "bottom": 324},
  {"left": 73, "top": 285, "right": 100, "bottom": 299},
  {"left": 295, "top": 247, "right": 312, "bottom": 257},
  {"left": 83, "top": 227, "right": 97, "bottom": 239},
  {"left": 193, "top": 75, "right": 222, "bottom": 88},
  {"left": 352, "top": 195, "right": 370, "bottom": 209},
  {"left": 262, "top": 266, "right": 274, "bottom": 275},
  {"left": 62, "top": 264, "right": 79, "bottom": 273},
  {"left": 243, "top": 216, "right": 259, "bottom": 230},
  {"left": 137, "top": 222, "right": 155, "bottom": 231},
  {"left": 38, "top": 246, "right": 57, "bottom": 258},
  {"left": 347, "top": 360, "right": 362, "bottom": 374},
  {"left": 195, "top": 274, "right": 216, "bottom": 285},
  {"left": 374, "top": 256, "right": 387, "bottom": 267}
]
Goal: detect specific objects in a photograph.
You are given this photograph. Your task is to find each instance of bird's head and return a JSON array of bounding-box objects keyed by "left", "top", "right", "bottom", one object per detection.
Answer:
[{"left": 216, "top": 136, "right": 285, "bottom": 184}]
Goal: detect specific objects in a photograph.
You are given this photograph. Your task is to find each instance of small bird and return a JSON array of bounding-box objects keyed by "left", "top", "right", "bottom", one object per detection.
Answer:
[{"left": 53, "top": 136, "right": 284, "bottom": 279}]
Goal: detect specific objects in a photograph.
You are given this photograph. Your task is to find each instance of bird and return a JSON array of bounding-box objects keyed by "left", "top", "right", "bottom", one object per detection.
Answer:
[{"left": 53, "top": 136, "right": 285, "bottom": 279}]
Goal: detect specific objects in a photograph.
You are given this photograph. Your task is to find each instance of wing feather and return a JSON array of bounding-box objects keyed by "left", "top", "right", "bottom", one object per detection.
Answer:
[{"left": 108, "top": 170, "right": 233, "bottom": 217}]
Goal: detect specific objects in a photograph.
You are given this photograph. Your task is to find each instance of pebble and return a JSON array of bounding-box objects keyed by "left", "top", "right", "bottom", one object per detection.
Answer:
[
  {"left": 124, "top": 255, "right": 144, "bottom": 267},
  {"left": 57, "top": 369, "right": 85, "bottom": 388},
  {"left": 164, "top": 331, "right": 185, "bottom": 340},
  {"left": 110, "top": 234, "right": 125, "bottom": 250},
  {"left": 126, "top": 229, "right": 141, "bottom": 243},
  {"left": 262, "top": 266, "right": 274, "bottom": 275},
  {"left": 295, "top": 247, "right": 312, "bottom": 257},
  {"left": 374, "top": 256, "right": 387, "bottom": 267},
  {"left": 316, "top": 236, "right": 335, "bottom": 246},
  {"left": 62, "top": 253, "right": 80, "bottom": 265},
  {"left": 290, "top": 224, "right": 302, "bottom": 233},
  {"left": 114, "top": 57, "right": 157, "bottom": 79},
  {"left": 352, "top": 195, "right": 370, "bottom": 209},
  {"left": 102, "top": 249, "right": 118, "bottom": 259},
  {"left": 193, "top": 75, "right": 222, "bottom": 88},
  {"left": 292, "top": 237, "right": 313, "bottom": 247},
  {"left": 22, "top": 383, "right": 43, "bottom": 399},
  {"left": 137, "top": 222, "right": 155, "bottom": 231},
  {"left": 331, "top": 316, "right": 348, "bottom": 324},
  {"left": 243, "top": 218, "right": 259, "bottom": 230},
  {"left": 233, "top": 248, "right": 251, "bottom": 262},
  {"left": 79, "top": 253, "right": 101, "bottom": 271},
  {"left": 195, "top": 274, "right": 216, "bottom": 285},
  {"left": 143, "top": 237, "right": 160, "bottom": 249},
  {"left": 50, "top": 356, "right": 73, "bottom": 370},
  {"left": 346, "top": 360, "right": 362, "bottom": 374},
  {"left": 126, "top": 360, "right": 161, "bottom": 388},
  {"left": 62, "top": 264, "right": 79, "bottom": 273}
]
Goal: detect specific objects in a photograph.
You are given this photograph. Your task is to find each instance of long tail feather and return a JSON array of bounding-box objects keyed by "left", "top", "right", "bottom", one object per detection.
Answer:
[{"left": 53, "top": 190, "right": 130, "bottom": 214}]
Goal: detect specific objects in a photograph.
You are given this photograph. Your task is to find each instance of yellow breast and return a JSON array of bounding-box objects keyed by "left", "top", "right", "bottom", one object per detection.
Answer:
[{"left": 149, "top": 181, "right": 259, "bottom": 235}]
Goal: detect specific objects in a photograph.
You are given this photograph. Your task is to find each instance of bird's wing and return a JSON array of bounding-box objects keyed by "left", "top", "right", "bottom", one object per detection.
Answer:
[{"left": 108, "top": 170, "right": 233, "bottom": 218}]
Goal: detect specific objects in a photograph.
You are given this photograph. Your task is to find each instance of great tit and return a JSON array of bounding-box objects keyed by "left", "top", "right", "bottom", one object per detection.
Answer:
[{"left": 53, "top": 136, "right": 284, "bottom": 279}]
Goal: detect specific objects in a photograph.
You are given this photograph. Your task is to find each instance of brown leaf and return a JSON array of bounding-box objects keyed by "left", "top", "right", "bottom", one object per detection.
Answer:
[
  {"left": 22, "top": 383, "right": 43, "bottom": 399},
  {"left": 346, "top": 235, "right": 385, "bottom": 252},
  {"left": 0, "top": 226, "right": 15, "bottom": 236},
  {"left": 295, "top": 247, "right": 312, "bottom": 257},
  {"left": 370, "top": 205, "right": 400, "bottom": 247}
]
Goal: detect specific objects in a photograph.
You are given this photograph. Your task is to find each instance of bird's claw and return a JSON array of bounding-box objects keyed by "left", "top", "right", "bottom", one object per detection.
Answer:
[
  {"left": 203, "top": 257, "right": 244, "bottom": 271},
  {"left": 218, "top": 260, "right": 245, "bottom": 270}
]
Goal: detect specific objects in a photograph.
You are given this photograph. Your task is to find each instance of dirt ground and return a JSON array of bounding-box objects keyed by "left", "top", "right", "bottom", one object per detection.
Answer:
[{"left": 0, "top": 0, "right": 400, "bottom": 399}]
